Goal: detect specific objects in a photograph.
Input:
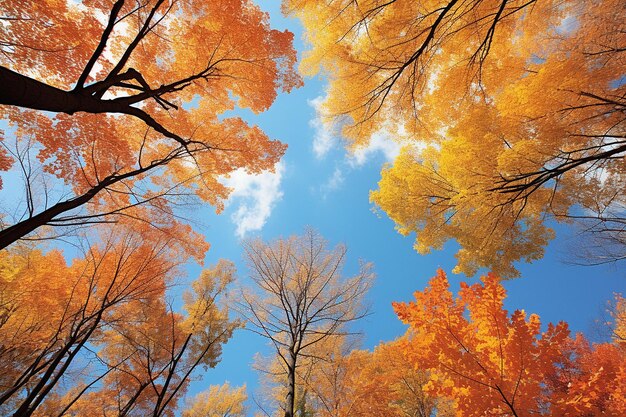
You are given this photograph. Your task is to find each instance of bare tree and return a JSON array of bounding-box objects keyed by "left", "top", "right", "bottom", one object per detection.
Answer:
[{"left": 239, "top": 230, "right": 373, "bottom": 417}]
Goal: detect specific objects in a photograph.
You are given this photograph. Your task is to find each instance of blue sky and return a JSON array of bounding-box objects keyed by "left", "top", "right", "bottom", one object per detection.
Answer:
[{"left": 177, "top": 1, "right": 626, "bottom": 412}]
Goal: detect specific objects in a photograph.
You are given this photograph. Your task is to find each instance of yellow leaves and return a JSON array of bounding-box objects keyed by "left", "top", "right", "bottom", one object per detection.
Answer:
[
  {"left": 291, "top": 0, "right": 626, "bottom": 273},
  {"left": 182, "top": 383, "right": 247, "bottom": 417},
  {"left": 372, "top": 148, "right": 454, "bottom": 252},
  {"left": 291, "top": 0, "right": 560, "bottom": 139},
  {"left": 610, "top": 294, "right": 626, "bottom": 347},
  {"left": 372, "top": 103, "right": 570, "bottom": 277},
  {"left": 183, "top": 259, "right": 238, "bottom": 333}
]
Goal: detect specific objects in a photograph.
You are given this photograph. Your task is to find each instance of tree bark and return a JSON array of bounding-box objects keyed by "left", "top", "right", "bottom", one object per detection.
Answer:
[
  {"left": 0, "top": 65, "right": 200, "bottom": 250},
  {"left": 0, "top": 188, "right": 100, "bottom": 250},
  {"left": 0, "top": 65, "right": 118, "bottom": 114},
  {"left": 284, "top": 354, "right": 296, "bottom": 417}
]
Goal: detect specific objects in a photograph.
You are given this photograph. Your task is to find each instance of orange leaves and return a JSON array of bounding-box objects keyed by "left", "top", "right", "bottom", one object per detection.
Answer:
[
  {"left": 392, "top": 269, "right": 626, "bottom": 416},
  {"left": 0, "top": 233, "right": 240, "bottom": 416},
  {"left": 298, "top": 270, "right": 624, "bottom": 417},
  {"left": 0, "top": 232, "right": 177, "bottom": 411},
  {"left": 0, "top": 0, "right": 300, "bottom": 250},
  {"left": 165, "top": 0, "right": 300, "bottom": 113},
  {"left": 0, "top": 3, "right": 297, "bottom": 410},
  {"left": 0, "top": 0, "right": 103, "bottom": 86},
  {"left": 546, "top": 336, "right": 626, "bottom": 416},
  {"left": 295, "top": 335, "right": 448, "bottom": 417}
]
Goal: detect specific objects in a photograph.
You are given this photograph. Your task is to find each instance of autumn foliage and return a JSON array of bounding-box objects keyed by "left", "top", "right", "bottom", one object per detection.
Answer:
[
  {"left": 393, "top": 270, "right": 626, "bottom": 416},
  {"left": 0, "top": 229, "right": 239, "bottom": 417},
  {"left": 0, "top": 0, "right": 300, "bottom": 249},
  {"left": 182, "top": 383, "right": 247, "bottom": 417},
  {"left": 0, "top": 5, "right": 300, "bottom": 411},
  {"left": 1, "top": 1, "right": 624, "bottom": 416},
  {"left": 254, "top": 268, "right": 625, "bottom": 417},
  {"left": 286, "top": 0, "right": 626, "bottom": 276},
  {"left": 297, "top": 337, "right": 453, "bottom": 417}
]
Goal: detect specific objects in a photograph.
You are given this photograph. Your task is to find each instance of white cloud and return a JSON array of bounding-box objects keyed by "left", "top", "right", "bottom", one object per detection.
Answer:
[
  {"left": 319, "top": 167, "right": 345, "bottom": 198},
  {"left": 308, "top": 95, "right": 338, "bottom": 159},
  {"left": 308, "top": 93, "right": 407, "bottom": 166},
  {"left": 222, "top": 163, "right": 285, "bottom": 238},
  {"left": 348, "top": 130, "right": 402, "bottom": 167}
]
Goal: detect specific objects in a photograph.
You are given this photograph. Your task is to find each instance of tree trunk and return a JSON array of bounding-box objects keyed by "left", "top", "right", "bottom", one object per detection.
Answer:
[
  {"left": 284, "top": 355, "right": 296, "bottom": 417},
  {"left": 0, "top": 65, "right": 199, "bottom": 250},
  {"left": 0, "top": 152, "right": 169, "bottom": 250}
]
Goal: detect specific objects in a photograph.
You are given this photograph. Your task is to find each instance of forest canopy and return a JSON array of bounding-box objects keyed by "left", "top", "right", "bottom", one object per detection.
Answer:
[
  {"left": 0, "top": 0, "right": 300, "bottom": 250},
  {"left": 285, "top": 0, "right": 626, "bottom": 277},
  {"left": 0, "top": 1, "right": 624, "bottom": 417}
]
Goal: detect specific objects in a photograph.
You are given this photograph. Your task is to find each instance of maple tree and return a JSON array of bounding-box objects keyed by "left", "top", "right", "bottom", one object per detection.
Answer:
[
  {"left": 544, "top": 334, "right": 626, "bottom": 416},
  {"left": 392, "top": 269, "right": 626, "bottom": 416},
  {"left": 285, "top": 0, "right": 626, "bottom": 276},
  {"left": 0, "top": 0, "right": 300, "bottom": 249},
  {"left": 0, "top": 228, "right": 239, "bottom": 417},
  {"left": 239, "top": 230, "right": 373, "bottom": 417}
]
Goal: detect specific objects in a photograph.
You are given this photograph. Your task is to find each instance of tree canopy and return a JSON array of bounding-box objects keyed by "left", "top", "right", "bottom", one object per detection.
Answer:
[
  {"left": 285, "top": 0, "right": 626, "bottom": 276},
  {"left": 0, "top": 227, "right": 239, "bottom": 417},
  {"left": 0, "top": 0, "right": 300, "bottom": 250},
  {"left": 251, "top": 268, "right": 625, "bottom": 417},
  {"left": 239, "top": 230, "right": 373, "bottom": 417},
  {"left": 392, "top": 269, "right": 626, "bottom": 416},
  {"left": 1, "top": 1, "right": 624, "bottom": 416}
]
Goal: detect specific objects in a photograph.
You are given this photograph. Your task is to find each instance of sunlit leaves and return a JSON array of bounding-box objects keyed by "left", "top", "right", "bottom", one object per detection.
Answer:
[
  {"left": 392, "top": 269, "right": 626, "bottom": 416},
  {"left": 182, "top": 383, "right": 247, "bottom": 417},
  {"left": 0, "top": 0, "right": 300, "bottom": 249},
  {"left": 0, "top": 231, "right": 239, "bottom": 417},
  {"left": 287, "top": 0, "right": 626, "bottom": 275}
]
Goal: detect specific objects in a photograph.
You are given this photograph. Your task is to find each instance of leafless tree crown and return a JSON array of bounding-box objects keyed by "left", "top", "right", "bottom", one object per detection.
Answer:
[{"left": 239, "top": 229, "right": 373, "bottom": 417}]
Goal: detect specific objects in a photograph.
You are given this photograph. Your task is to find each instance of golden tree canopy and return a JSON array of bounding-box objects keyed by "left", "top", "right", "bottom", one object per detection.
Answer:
[{"left": 285, "top": 0, "right": 626, "bottom": 276}]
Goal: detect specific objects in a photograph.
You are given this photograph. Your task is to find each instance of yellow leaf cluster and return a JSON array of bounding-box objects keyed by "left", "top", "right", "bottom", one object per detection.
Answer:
[{"left": 287, "top": 0, "right": 626, "bottom": 275}]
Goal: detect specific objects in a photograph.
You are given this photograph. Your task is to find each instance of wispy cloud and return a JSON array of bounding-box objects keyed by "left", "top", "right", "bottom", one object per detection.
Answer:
[
  {"left": 308, "top": 95, "right": 339, "bottom": 159},
  {"left": 348, "top": 130, "right": 402, "bottom": 167},
  {"left": 222, "top": 163, "right": 285, "bottom": 238},
  {"left": 307, "top": 93, "right": 407, "bottom": 197},
  {"left": 319, "top": 167, "right": 345, "bottom": 198}
]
